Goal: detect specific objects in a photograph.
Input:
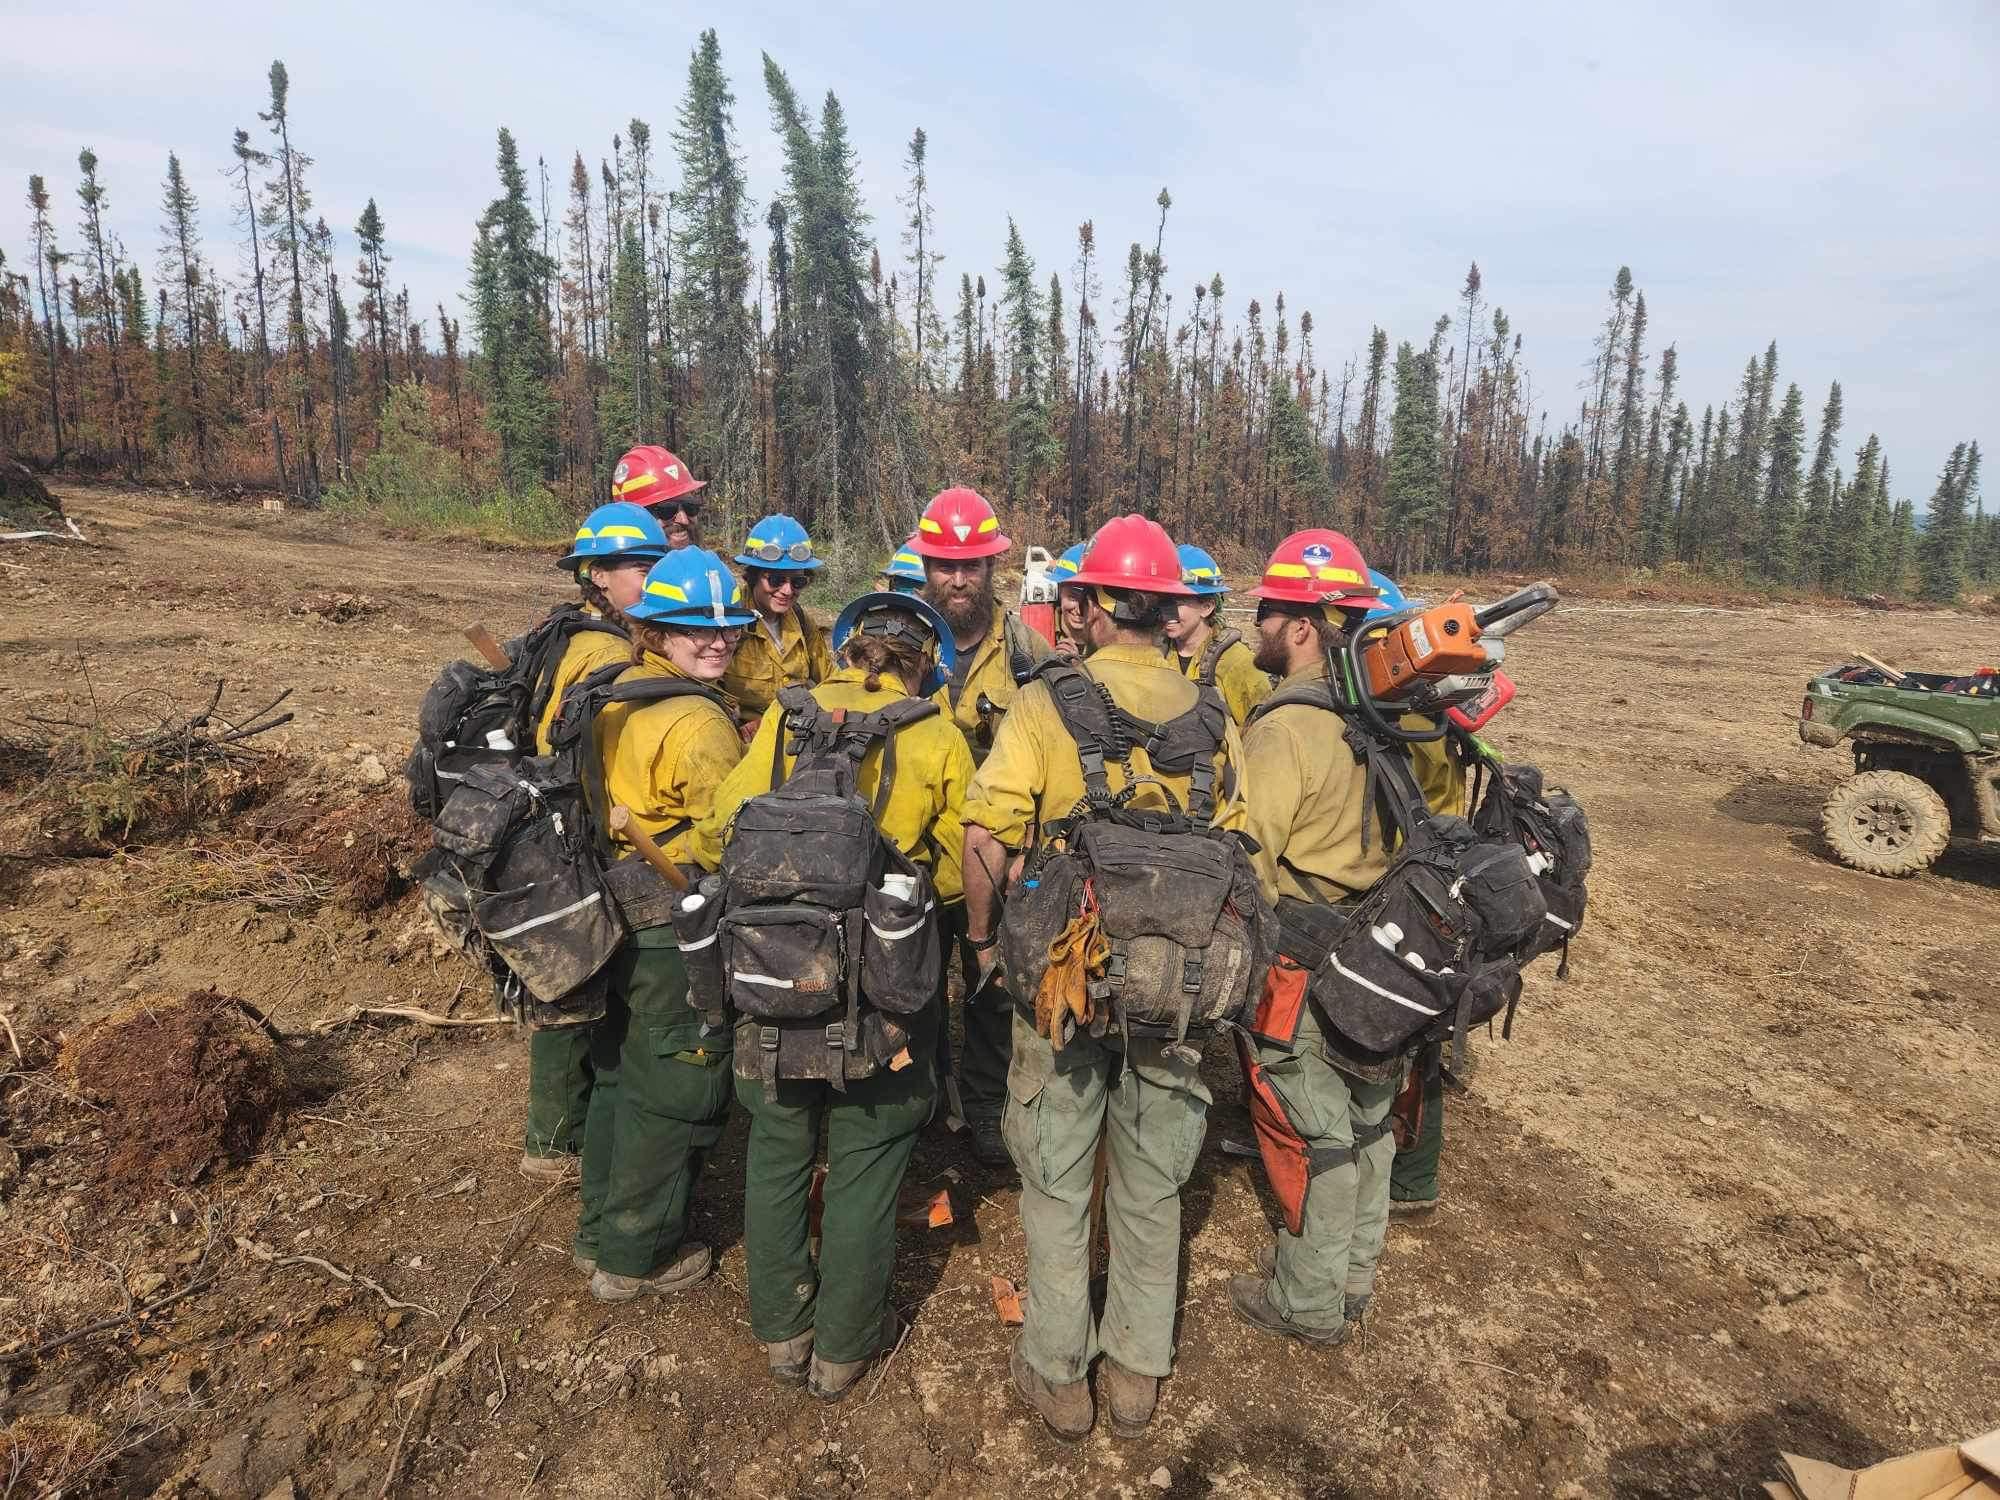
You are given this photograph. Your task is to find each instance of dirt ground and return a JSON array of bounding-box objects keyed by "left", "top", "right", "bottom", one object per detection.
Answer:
[{"left": 1, "top": 487, "right": 1994, "bottom": 1500}]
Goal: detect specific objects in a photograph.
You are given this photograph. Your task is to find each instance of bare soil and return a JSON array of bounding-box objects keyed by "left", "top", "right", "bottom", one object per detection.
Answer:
[{"left": 1, "top": 487, "right": 1995, "bottom": 1499}]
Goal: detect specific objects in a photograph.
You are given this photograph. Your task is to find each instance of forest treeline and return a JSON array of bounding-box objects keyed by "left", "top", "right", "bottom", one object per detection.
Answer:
[{"left": 2, "top": 37, "right": 1993, "bottom": 601}]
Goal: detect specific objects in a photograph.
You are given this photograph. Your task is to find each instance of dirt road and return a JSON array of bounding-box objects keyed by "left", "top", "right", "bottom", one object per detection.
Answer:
[{"left": 2, "top": 488, "right": 1995, "bottom": 1499}]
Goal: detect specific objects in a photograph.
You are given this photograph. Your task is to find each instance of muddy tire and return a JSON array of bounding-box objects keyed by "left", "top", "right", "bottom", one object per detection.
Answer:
[{"left": 1821, "top": 770, "right": 1951, "bottom": 877}]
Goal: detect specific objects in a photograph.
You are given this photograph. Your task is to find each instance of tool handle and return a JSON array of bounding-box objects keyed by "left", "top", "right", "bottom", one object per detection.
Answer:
[
  {"left": 608, "top": 805, "right": 691, "bottom": 893},
  {"left": 464, "top": 626, "right": 511, "bottom": 670}
]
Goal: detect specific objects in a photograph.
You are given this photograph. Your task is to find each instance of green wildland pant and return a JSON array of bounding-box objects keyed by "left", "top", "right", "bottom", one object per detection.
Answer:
[
  {"left": 1003, "top": 1011, "right": 1211, "bottom": 1383},
  {"left": 573, "top": 931, "right": 733, "bottom": 1277},
  {"left": 1390, "top": 1042, "right": 1445, "bottom": 1204},
  {"left": 524, "top": 1024, "right": 594, "bottom": 1158},
  {"left": 1252, "top": 1004, "right": 1398, "bottom": 1327},
  {"left": 941, "top": 904, "right": 1011, "bottom": 1128},
  {"left": 734, "top": 1011, "right": 938, "bottom": 1363}
]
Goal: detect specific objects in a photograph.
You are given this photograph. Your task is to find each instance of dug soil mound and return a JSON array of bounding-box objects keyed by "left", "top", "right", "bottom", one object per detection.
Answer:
[{"left": 62, "top": 990, "right": 286, "bottom": 1194}]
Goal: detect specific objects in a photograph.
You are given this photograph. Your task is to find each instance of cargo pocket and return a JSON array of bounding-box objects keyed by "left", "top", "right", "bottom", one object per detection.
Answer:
[
  {"left": 1000, "top": 1018, "right": 1055, "bottom": 1192},
  {"left": 860, "top": 874, "right": 940, "bottom": 1015},
  {"left": 1238, "top": 1035, "right": 1314, "bottom": 1235},
  {"left": 647, "top": 1014, "right": 732, "bottom": 1071},
  {"left": 720, "top": 906, "right": 844, "bottom": 1020}
]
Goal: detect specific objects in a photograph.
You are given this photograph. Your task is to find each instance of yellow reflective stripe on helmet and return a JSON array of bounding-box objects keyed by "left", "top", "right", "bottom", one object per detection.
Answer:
[
  {"left": 1267, "top": 562, "right": 1310, "bottom": 579},
  {"left": 1187, "top": 566, "right": 1219, "bottom": 581},
  {"left": 612, "top": 473, "right": 655, "bottom": 497},
  {"left": 598, "top": 523, "right": 649, "bottom": 541},
  {"left": 917, "top": 516, "right": 944, "bottom": 534},
  {"left": 1316, "top": 565, "right": 1364, "bottom": 585},
  {"left": 645, "top": 580, "right": 689, "bottom": 602},
  {"left": 891, "top": 550, "right": 922, "bottom": 568},
  {"left": 573, "top": 524, "right": 595, "bottom": 541},
  {"left": 976, "top": 515, "right": 999, "bottom": 533}
]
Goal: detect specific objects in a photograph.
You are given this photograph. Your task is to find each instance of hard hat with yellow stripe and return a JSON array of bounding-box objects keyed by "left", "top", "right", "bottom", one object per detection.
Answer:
[
  {"left": 1248, "top": 529, "right": 1379, "bottom": 613},
  {"left": 609, "top": 444, "right": 705, "bottom": 510},
  {"left": 558, "top": 502, "right": 672, "bottom": 573},
  {"left": 880, "top": 536, "right": 926, "bottom": 592},
  {"left": 625, "top": 547, "right": 756, "bottom": 629},
  {"left": 910, "top": 486, "right": 1010, "bottom": 560}
]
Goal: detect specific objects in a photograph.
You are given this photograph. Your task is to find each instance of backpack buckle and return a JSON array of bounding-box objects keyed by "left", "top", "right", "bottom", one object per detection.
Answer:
[
  {"left": 1104, "top": 951, "right": 1126, "bottom": 986},
  {"left": 758, "top": 1025, "right": 780, "bottom": 1054},
  {"left": 1181, "top": 954, "right": 1205, "bottom": 995}
]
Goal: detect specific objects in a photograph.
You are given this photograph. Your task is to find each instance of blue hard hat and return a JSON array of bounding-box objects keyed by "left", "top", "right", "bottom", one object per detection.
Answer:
[
  {"left": 881, "top": 538, "right": 927, "bottom": 591},
  {"left": 1049, "top": 542, "right": 1088, "bottom": 583},
  {"left": 626, "top": 548, "right": 757, "bottom": 629},
  {"left": 1365, "top": 569, "right": 1412, "bottom": 615},
  {"left": 734, "top": 513, "right": 821, "bottom": 571},
  {"left": 832, "top": 591, "right": 958, "bottom": 697},
  {"left": 1178, "top": 543, "right": 1227, "bottom": 596},
  {"left": 559, "top": 502, "right": 671, "bottom": 572}
]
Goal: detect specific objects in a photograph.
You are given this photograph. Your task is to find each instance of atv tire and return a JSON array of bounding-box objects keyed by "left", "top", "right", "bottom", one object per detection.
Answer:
[{"left": 1821, "top": 770, "right": 1951, "bottom": 877}]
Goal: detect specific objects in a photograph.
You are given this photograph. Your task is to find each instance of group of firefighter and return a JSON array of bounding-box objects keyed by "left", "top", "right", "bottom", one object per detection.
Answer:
[{"left": 508, "top": 442, "right": 1478, "bottom": 1436}]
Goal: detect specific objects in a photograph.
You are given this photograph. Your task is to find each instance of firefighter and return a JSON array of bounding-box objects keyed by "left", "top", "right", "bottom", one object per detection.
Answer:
[
  {"left": 960, "top": 514, "right": 1248, "bottom": 1442},
  {"left": 879, "top": 537, "right": 927, "bottom": 595},
  {"left": 1048, "top": 542, "right": 1088, "bottom": 654},
  {"left": 1226, "top": 528, "right": 1410, "bottom": 1346},
  {"left": 912, "top": 486, "right": 1052, "bottom": 1168},
  {"left": 691, "top": 592, "right": 974, "bottom": 1400},
  {"left": 572, "top": 548, "right": 749, "bottom": 1302},
  {"left": 519, "top": 501, "right": 671, "bottom": 1184},
  {"left": 1164, "top": 544, "right": 1273, "bottom": 724},
  {"left": 610, "top": 443, "right": 707, "bottom": 550},
  {"left": 719, "top": 514, "right": 836, "bottom": 726}
]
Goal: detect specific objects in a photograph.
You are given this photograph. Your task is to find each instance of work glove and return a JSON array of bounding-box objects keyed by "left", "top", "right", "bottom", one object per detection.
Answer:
[{"left": 1034, "top": 909, "right": 1108, "bottom": 1048}]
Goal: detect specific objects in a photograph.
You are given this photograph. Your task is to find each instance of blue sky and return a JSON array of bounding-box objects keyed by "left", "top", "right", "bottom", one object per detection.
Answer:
[{"left": 3, "top": 0, "right": 1993, "bottom": 506}]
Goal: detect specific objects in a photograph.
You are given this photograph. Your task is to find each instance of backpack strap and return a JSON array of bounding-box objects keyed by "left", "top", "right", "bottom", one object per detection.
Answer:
[
  {"left": 1034, "top": 658, "right": 1127, "bottom": 808},
  {"left": 523, "top": 605, "right": 631, "bottom": 739},
  {"left": 1196, "top": 628, "right": 1242, "bottom": 688},
  {"left": 550, "top": 663, "right": 729, "bottom": 849}
]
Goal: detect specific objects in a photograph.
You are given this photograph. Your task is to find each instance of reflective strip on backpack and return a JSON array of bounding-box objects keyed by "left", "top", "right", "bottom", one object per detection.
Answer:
[
  {"left": 679, "top": 930, "right": 719, "bottom": 952},
  {"left": 868, "top": 915, "right": 927, "bottom": 942},
  {"left": 1328, "top": 954, "right": 1443, "bottom": 1015},
  {"left": 486, "top": 890, "right": 603, "bottom": 940},
  {"left": 1543, "top": 911, "right": 1575, "bottom": 932},
  {"left": 733, "top": 972, "right": 796, "bottom": 989}
]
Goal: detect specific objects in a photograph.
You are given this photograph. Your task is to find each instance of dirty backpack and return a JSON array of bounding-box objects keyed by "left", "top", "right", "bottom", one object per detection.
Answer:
[
  {"left": 998, "top": 659, "right": 1275, "bottom": 1060},
  {"left": 709, "top": 684, "right": 944, "bottom": 1097},
  {"left": 419, "top": 661, "right": 726, "bottom": 1027},
  {"left": 1469, "top": 758, "right": 1592, "bottom": 977},
  {"left": 1192, "top": 627, "right": 1244, "bottom": 688},
  {"left": 404, "top": 603, "right": 626, "bottom": 821},
  {"left": 1246, "top": 677, "right": 1548, "bottom": 1071}
]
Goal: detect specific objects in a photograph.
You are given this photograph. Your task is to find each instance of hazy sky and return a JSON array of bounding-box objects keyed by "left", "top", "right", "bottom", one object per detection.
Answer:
[{"left": 3, "top": 0, "right": 1993, "bottom": 506}]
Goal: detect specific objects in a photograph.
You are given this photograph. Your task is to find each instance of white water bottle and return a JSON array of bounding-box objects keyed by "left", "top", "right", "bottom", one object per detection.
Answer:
[{"left": 879, "top": 872, "right": 917, "bottom": 903}]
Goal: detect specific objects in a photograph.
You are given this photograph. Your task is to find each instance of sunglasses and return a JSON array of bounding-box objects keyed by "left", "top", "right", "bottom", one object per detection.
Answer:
[
  {"left": 1255, "top": 601, "right": 1306, "bottom": 626},
  {"left": 757, "top": 570, "right": 811, "bottom": 592},
  {"left": 656, "top": 499, "right": 704, "bottom": 519},
  {"left": 742, "top": 538, "right": 813, "bottom": 564}
]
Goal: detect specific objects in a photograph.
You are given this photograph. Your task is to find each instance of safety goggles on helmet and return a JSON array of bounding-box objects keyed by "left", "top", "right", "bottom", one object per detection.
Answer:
[
  {"left": 742, "top": 538, "right": 814, "bottom": 564},
  {"left": 831, "top": 590, "right": 959, "bottom": 696}
]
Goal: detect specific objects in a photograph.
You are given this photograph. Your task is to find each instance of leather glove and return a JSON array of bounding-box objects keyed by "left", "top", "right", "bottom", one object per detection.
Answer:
[{"left": 1034, "top": 910, "right": 1108, "bottom": 1048}]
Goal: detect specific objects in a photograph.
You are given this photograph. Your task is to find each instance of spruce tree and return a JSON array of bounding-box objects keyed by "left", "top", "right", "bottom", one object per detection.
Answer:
[
  {"left": 1918, "top": 442, "right": 1973, "bottom": 604},
  {"left": 75, "top": 148, "right": 130, "bottom": 467},
  {"left": 1757, "top": 382, "right": 1805, "bottom": 580},
  {"left": 259, "top": 60, "right": 320, "bottom": 498},
  {"left": 596, "top": 224, "right": 647, "bottom": 466},
  {"left": 1884, "top": 499, "right": 1917, "bottom": 594},
  {"left": 1382, "top": 337, "right": 1444, "bottom": 571},
  {"left": 1798, "top": 381, "right": 1842, "bottom": 587},
  {"left": 998, "top": 217, "right": 1054, "bottom": 505},
  {"left": 230, "top": 126, "right": 284, "bottom": 487},
  {"left": 353, "top": 198, "right": 392, "bottom": 417},
  {"left": 25, "top": 174, "right": 66, "bottom": 460},
  {"left": 472, "top": 127, "right": 558, "bottom": 492},
  {"left": 157, "top": 153, "right": 207, "bottom": 468},
  {"left": 899, "top": 127, "right": 945, "bottom": 389}
]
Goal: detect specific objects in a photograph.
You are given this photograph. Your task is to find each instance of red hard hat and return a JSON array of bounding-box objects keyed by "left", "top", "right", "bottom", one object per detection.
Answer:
[
  {"left": 610, "top": 445, "right": 705, "bottom": 508},
  {"left": 1069, "top": 514, "right": 1192, "bottom": 596},
  {"left": 1248, "top": 529, "right": 1378, "bottom": 611},
  {"left": 912, "top": 487, "right": 1010, "bottom": 559}
]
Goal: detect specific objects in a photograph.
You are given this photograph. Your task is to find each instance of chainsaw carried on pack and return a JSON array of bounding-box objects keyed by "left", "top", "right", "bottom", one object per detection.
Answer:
[
  {"left": 416, "top": 661, "right": 726, "bottom": 1027},
  {"left": 998, "top": 659, "right": 1277, "bottom": 1061},
  {"left": 695, "top": 685, "right": 946, "bottom": 1098},
  {"left": 1354, "top": 581, "right": 1557, "bottom": 733}
]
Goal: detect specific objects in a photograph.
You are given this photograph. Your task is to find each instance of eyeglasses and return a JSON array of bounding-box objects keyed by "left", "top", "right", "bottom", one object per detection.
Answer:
[
  {"left": 742, "top": 538, "right": 813, "bottom": 563},
  {"left": 758, "top": 570, "right": 811, "bottom": 592},
  {"left": 1255, "top": 601, "right": 1309, "bottom": 626}
]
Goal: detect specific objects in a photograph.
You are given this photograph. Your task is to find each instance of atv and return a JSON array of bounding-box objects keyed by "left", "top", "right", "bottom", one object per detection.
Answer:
[{"left": 1798, "top": 661, "right": 2000, "bottom": 877}]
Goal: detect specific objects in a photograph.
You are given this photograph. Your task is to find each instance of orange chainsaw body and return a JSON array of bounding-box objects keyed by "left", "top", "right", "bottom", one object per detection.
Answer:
[{"left": 1360, "top": 602, "right": 1489, "bottom": 700}]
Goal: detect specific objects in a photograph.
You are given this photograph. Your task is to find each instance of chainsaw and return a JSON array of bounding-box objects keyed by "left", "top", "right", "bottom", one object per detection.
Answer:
[{"left": 1344, "top": 581, "right": 1558, "bottom": 740}]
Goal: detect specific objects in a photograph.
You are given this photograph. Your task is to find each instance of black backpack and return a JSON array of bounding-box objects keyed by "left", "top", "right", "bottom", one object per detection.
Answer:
[
  {"left": 1470, "top": 759, "right": 1592, "bottom": 977},
  {"left": 1249, "top": 677, "right": 1547, "bottom": 1071},
  {"left": 405, "top": 604, "right": 627, "bottom": 821},
  {"left": 1192, "top": 628, "right": 1244, "bottom": 688},
  {"left": 998, "top": 659, "right": 1275, "bottom": 1061},
  {"left": 420, "top": 661, "right": 727, "bottom": 1027},
  {"left": 711, "top": 684, "right": 944, "bottom": 1096}
]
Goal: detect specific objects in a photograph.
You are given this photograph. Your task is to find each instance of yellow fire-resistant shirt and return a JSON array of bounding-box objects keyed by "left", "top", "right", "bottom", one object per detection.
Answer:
[
  {"left": 931, "top": 602, "right": 1054, "bottom": 765},
  {"left": 533, "top": 612, "right": 633, "bottom": 755},
  {"left": 719, "top": 605, "right": 835, "bottom": 722},
  {"left": 597, "top": 653, "right": 744, "bottom": 863},
  {"left": 1243, "top": 672, "right": 1473, "bottom": 905},
  {"left": 1175, "top": 632, "right": 1274, "bottom": 725},
  {"left": 689, "top": 666, "right": 977, "bottom": 903},
  {"left": 962, "top": 641, "right": 1249, "bottom": 850}
]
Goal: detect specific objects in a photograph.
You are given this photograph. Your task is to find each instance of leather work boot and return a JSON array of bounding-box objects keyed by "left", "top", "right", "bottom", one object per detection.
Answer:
[
  {"left": 518, "top": 1151, "right": 580, "bottom": 1184},
  {"left": 1228, "top": 1275, "right": 1349, "bottom": 1346},
  {"left": 808, "top": 1310, "right": 901, "bottom": 1402},
  {"left": 1252, "top": 1247, "right": 1371, "bottom": 1325},
  {"left": 571, "top": 1250, "right": 597, "bottom": 1277},
  {"left": 970, "top": 1120, "right": 1012, "bottom": 1170},
  {"left": 765, "top": 1330, "right": 813, "bottom": 1387},
  {"left": 1010, "top": 1337, "right": 1093, "bottom": 1442},
  {"left": 1098, "top": 1356, "right": 1157, "bottom": 1438},
  {"left": 1389, "top": 1196, "right": 1439, "bottom": 1217},
  {"left": 589, "top": 1242, "right": 713, "bottom": 1302}
]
